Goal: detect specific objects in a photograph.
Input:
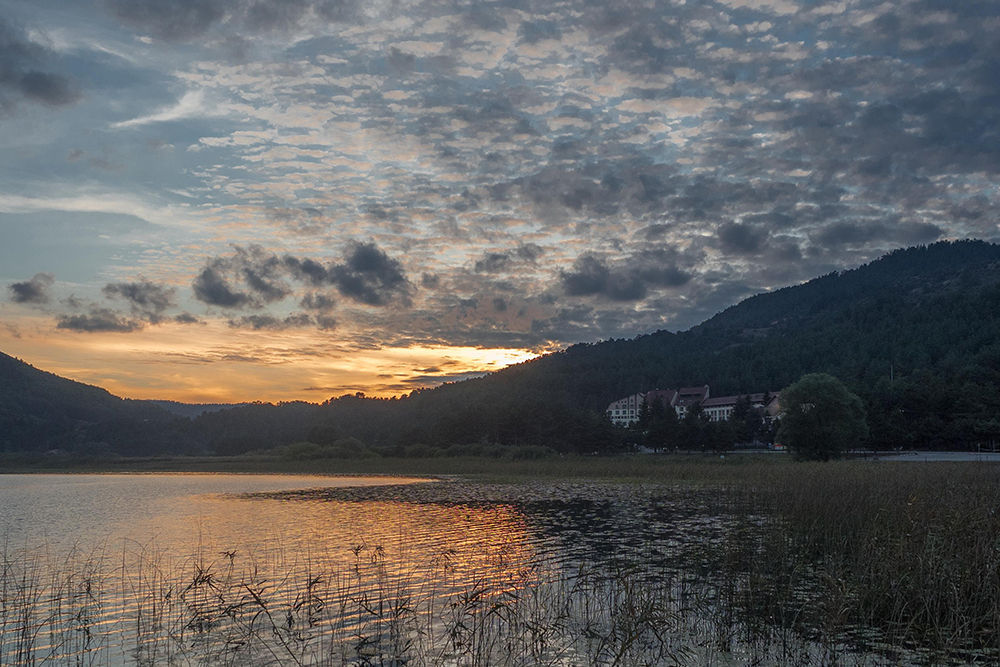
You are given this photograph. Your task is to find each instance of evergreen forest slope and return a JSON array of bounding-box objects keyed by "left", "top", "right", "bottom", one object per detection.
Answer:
[
  {"left": 3, "top": 240, "right": 999, "bottom": 456},
  {"left": 0, "top": 353, "right": 195, "bottom": 455}
]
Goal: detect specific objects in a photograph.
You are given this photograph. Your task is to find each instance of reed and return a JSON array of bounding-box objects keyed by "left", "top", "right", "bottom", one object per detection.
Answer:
[
  {"left": 3, "top": 462, "right": 999, "bottom": 665},
  {"left": 712, "top": 462, "right": 1000, "bottom": 662},
  {"left": 1, "top": 533, "right": 836, "bottom": 665}
]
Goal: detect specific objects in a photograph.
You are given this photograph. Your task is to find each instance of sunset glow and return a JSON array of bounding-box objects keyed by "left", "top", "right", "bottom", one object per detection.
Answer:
[{"left": 2, "top": 0, "right": 997, "bottom": 401}]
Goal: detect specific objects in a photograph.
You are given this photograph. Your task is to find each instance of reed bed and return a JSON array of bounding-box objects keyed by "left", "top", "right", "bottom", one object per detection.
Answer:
[
  {"left": 0, "top": 537, "right": 812, "bottom": 666},
  {"left": 719, "top": 462, "right": 1000, "bottom": 662},
  {"left": 2, "top": 460, "right": 999, "bottom": 665}
]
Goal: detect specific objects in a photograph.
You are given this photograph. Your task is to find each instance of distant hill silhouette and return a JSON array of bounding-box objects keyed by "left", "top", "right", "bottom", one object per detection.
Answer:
[
  {"left": 3, "top": 240, "right": 999, "bottom": 455},
  {"left": 0, "top": 353, "right": 195, "bottom": 455}
]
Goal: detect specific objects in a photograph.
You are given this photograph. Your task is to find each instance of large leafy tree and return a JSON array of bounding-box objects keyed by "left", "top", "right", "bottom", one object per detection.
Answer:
[{"left": 778, "top": 373, "right": 868, "bottom": 460}]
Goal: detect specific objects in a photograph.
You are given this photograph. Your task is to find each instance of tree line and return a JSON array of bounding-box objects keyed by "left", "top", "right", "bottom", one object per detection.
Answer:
[{"left": 3, "top": 240, "right": 999, "bottom": 458}]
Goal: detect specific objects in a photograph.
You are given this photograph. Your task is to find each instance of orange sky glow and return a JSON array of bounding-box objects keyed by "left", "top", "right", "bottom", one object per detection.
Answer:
[{"left": 0, "top": 318, "right": 542, "bottom": 403}]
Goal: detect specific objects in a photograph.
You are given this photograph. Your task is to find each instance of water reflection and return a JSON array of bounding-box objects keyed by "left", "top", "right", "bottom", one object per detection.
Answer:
[
  {"left": 1, "top": 474, "right": 967, "bottom": 666},
  {"left": 0, "top": 474, "right": 546, "bottom": 666}
]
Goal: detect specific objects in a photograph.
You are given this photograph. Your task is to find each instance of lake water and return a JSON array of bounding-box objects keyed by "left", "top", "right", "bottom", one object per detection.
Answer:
[
  {"left": 0, "top": 473, "right": 969, "bottom": 665},
  {"left": 0, "top": 473, "right": 433, "bottom": 554},
  {"left": 0, "top": 474, "right": 561, "bottom": 666}
]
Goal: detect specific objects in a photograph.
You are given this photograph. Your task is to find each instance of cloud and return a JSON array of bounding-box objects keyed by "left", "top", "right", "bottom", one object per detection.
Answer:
[
  {"left": 9, "top": 272, "right": 54, "bottom": 304},
  {"left": 328, "top": 241, "right": 412, "bottom": 306},
  {"left": 718, "top": 222, "right": 768, "bottom": 255},
  {"left": 300, "top": 292, "right": 336, "bottom": 311},
  {"left": 56, "top": 308, "right": 141, "bottom": 333},
  {"left": 561, "top": 255, "right": 610, "bottom": 297},
  {"left": 103, "top": 0, "right": 229, "bottom": 41},
  {"left": 192, "top": 261, "right": 254, "bottom": 308},
  {"left": 228, "top": 313, "right": 313, "bottom": 330},
  {"left": 103, "top": 0, "right": 363, "bottom": 41},
  {"left": 560, "top": 245, "right": 698, "bottom": 304},
  {"left": 560, "top": 255, "right": 647, "bottom": 302},
  {"left": 8, "top": 0, "right": 1000, "bottom": 370},
  {"left": 102, "top": 279, "right": 176, "bottom": 321},
  {"left": 813, "top": 220, "right": 943, "bottom": 248},
  {"left": 0, "top": 18, "right": 79, "bottom": 111},
  {"left": 192, "top": 241, "right": 411, "bottom": 313},
  {"left": 112, "top": 90, "right": 218, "bottom": 128},
  {"left": 474, "top": 252, "right": 510, "bottom": 273}
]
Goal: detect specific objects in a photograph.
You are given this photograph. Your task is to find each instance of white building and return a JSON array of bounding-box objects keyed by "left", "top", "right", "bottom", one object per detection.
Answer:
[
  {"left": 606, "top": 386, "right": 779, "bottom": 425},
  {"left": 606, "top": 392, "right": 646, "bottom": 425},
  {"left": 673, "top": 385, "right": 710, "bottom": 418},
  {"left": 701, "top": 393, "right": 777, "bottom": 422}
]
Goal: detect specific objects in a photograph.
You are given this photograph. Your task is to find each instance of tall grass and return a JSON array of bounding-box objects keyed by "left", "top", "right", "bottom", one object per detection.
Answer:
[
  {"left": 0, "top": 532, "right": 852, "bottom": 665},
  {"left": 710, "top": 462, "right": 1000, "bottom": 662}
]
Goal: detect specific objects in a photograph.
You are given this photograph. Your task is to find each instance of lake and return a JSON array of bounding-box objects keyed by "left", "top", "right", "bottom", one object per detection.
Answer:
[{"left": 0, "top": 472, "right": 988, "bottom": 665}]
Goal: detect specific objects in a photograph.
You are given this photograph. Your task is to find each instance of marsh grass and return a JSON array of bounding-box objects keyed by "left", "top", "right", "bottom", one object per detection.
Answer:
[
  {"left": 3, "top": 461, "right": 999, "bottom": 665},
  {"left": 0, "top": 533, "right": 839, "bottom": 666},
  {"left": 707, "top": 462, "right": 1000, "bottom": 663}
]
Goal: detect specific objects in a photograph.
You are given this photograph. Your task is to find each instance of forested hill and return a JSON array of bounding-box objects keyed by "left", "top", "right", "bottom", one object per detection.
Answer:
[
  {"left": 421, "top": 239, "right": 1000, "bottom": 406},
  {"left": 0, "top": 352, "right": 195, "bottom": 455},
  {"left": 3, "top": 240, "right": 1000, "bottom": 456},
  {"left": 359, "top": 239, "right": 1000, "bottom": 451}
]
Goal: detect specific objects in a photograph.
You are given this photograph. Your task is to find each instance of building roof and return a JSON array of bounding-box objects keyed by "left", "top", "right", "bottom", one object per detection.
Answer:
[
  {"left": 701, "top": 392, "right": 772, "bottom": 408},
  {"left": 675, "top": 385, "right": 709, "bottom": 405},
  {"left": 644, "top": 389, "right": 677, "bottom": 406}
]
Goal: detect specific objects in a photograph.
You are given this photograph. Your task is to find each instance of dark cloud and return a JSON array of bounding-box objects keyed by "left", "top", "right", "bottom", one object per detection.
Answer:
[
  {"left": 492, "top": 297, "right": 507, "bottom": 312},
  {"left": 718, "top": 222, "right": 768, "bottom": 256},
  {"left": 473, "top": 244, "right": 544, "bottom": 273},
  {"left": 174, "top": 312, "right": 202, "bottom": 324},
  {"left": 300, "top": 292, "right": 336, "bottom": 311},
  {"left": 813, "top": 221, "right": 943, "bottom": 248},
  {"left": 192, "top": 245, "right": 292, "bottom": 308},
  {"left": 102, "top": 279, "right": 175, "bottom": 321},
  {"left": 0, "top": 18, "right": 79, "bottom": 111},
  {"left": 192, "top": 262, "right": 253, "bottom": 308},
  {"left": 283, "top": 256, "right": 328, "bottom": 286},
  {"left": 9, "top": 272, "right": 54, "bottom": 304},
  {"left": 561, "top": 245, "right": 698, "bottom": 304},
  {"left": 192, "top": 241, "right": 411, "bottom": 314},
  {"left": 605, "top": 272, "right": 646, "bottom": 301},
  {"left": 329, "top": 241, "right": 411, "bottom": 306},
  {"left": 562, "top": 255, "right": 609, "bottom": 297},
  {"left": 515, "top": 243, "right": 544, "bottom": 261},
  {"left": 228, "top": 313, "right": 313, "bottom": 330},
  {"left": 315, "top": 314, "right": 337, "bottom": 330},
  {"left": 637, "top": 265, "right": 691, "bottom": 288},
  {"left": 421, "top": 273, "right": 440, "bottom": 289},
  {"left": 474, "top": 252, "right": 510, "bottom": 273},
  {"left": 239, "top": 261, "right": 290, "bottom": 303},
  {"left": 57, "top": 308, "right": 140, "bottom": 333}
]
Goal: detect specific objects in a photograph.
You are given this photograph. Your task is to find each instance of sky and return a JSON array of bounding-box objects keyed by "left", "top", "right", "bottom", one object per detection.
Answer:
[{"left": 2, "top": 0, "right": 999, "bottom": 403}]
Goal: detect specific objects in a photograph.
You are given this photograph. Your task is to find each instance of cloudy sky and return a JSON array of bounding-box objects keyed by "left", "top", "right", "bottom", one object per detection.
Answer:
[{"left": 2, "top": 0, "right": 998, "bottom": 402}]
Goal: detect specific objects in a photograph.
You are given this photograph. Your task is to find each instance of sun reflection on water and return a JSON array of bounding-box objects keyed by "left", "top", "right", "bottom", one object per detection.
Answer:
[{"left": 1, "top": 479, "right": 548, "bottom": 666}]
